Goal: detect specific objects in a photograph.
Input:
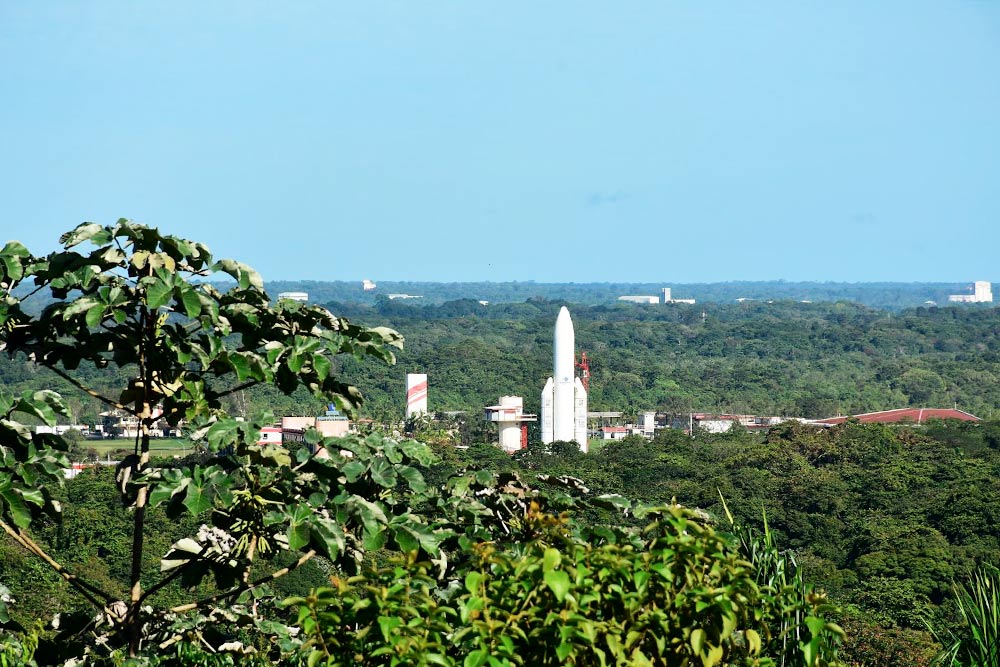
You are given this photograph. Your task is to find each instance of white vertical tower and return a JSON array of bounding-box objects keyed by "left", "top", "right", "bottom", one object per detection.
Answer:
[
  {"left": 975, "top": 281, "right": 993, "bottom": 302},
  {"left": 405, "top": 373, "right": 428, "bottom": 418},
  {"left": 574, "top": 377, "right": 588, "bottom": 452},
  {"left": 484, "top": 396, "right": 537, "bottom": 454},
  {"left": 540, "top": 307, "right": 588, "bottom": 451}
]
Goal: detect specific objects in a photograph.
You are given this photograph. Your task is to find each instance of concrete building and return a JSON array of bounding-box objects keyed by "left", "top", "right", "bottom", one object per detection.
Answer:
[
  {"left": 484, "top": 396, "right": 537, "bottom": 453},
  {"left": 638, "top": 411, "right": 657, "bottom": 438},
  {"left": 277, "top": 292, "right": 309, "bottom": 302},
  {"left": 362, "top": 279, "right": 377, "bottom": 291},
  {"left": 685, "top": 413, "right": 785, "bottom": 434},
  {"left": 257, "top": 426, "right": 283, "bottom": 445},
  {"left": 617, "top": 287, "right": 696, "bottom": 305},
  {"left": 948, "top": 281, "right": 993, "bottom": 303},
  {"left": 280, "top": 411, "right": 352, "bottom": 440},
  {"left": 99, "top": 409, "right": 181, "bottom": 439}
]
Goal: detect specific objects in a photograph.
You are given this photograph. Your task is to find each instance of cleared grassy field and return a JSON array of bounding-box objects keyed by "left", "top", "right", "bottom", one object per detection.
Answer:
[{"left": 82, "top": 438, "right": 194, "bottom": 459}]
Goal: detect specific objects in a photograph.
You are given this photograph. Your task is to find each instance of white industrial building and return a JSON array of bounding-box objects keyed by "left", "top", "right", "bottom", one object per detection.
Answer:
[
  {"left": 948, "top": 281, "right": 993, "bottom": 303},
  {"left": 618, "top": 295, "right": 659, "bottom": 304},
  {"left": 277, "top": 291, "right": 309, "bottom": 302},
  {"left": 618, "top": 287, "right": 696, "bottom": 305},
  {"left": 484, "top": 396, "right": 537, "bottom": 453}
]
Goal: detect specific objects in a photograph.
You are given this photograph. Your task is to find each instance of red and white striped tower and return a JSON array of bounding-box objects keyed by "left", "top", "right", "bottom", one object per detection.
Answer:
[{"left": 405, "top": 373, "right": 428, "bottom": 418}]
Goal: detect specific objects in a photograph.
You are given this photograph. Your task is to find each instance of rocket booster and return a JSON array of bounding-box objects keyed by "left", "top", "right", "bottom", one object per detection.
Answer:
[{"left": 553, "top": 307, "right": 576, "bottom": 442}]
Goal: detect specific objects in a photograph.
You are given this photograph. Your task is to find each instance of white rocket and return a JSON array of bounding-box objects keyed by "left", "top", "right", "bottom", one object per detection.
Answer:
[{"left": 540, "top": 307, "right": 588, "bottom": 452}]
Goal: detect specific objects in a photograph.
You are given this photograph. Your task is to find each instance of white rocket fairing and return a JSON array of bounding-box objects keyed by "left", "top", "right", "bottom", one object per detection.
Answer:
[{"left": 540, "top": 307, "right": 588, "bottom": 451}]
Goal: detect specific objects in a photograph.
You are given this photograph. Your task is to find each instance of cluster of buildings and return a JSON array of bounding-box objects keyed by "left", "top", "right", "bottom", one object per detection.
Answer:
[
  {"left": 948, "top": 281, "right": 993, "bottom": 303},
  {"left": 35, "top": 291, "right": 994, "bottom": 460},
  {"left": 257, "top": 407, "right": 353, "bottom": 446},
  {"left": 618, "top": 287, "right": 695, "bottom": 305}
]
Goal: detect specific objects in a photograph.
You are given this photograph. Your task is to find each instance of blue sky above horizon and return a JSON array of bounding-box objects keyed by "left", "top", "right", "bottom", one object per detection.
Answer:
[{"left": 1, "top": 2, "right": 998, "bottom": 283}]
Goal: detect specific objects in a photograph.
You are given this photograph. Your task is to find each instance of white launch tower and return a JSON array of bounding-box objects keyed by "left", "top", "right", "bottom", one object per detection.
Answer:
[
  {"left": 540, "top": 307, "right": 589, "bottom": 452},
  {"left": 484, "top": 396, "right": 537, "bottom": 453}
]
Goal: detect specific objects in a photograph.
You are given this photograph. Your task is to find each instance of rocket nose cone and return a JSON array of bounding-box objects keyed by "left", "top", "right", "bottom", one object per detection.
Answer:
[{"left": 556, "top": 306, "right": 571, "bottom": 323}]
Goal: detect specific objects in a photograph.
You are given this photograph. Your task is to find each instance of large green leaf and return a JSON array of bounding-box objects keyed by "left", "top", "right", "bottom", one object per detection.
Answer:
[
  {"left": 58, "top": 222, "right": 107, "bottom": 248},
  {"left": 148, "top": 468, "right": 191, "bottom": 508},
  {"left": 544, "top": 570, "right": 571, "bottom": 603},
  {"left": 286, "top": 503, "right": 313, "bottom": 551},
  {"left": 0, "top": 241, "right": 29, "bottom": 283},
  {"left": 1, "top": 486, "right": 32, "bottom": 529},
  {"left": 176, "top": 282, "right": 202, "bottom": 318},
  {"left": 183, "top": 471, "right": 214, "bottom": 516},
  {"left": 145, "top": 276, "right": 173, "bottom": 309}
]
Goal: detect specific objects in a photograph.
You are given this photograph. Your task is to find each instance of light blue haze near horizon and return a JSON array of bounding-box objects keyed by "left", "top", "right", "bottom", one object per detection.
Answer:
[{"left": 1, "top": 2, "right": 998, "bottom": 283}]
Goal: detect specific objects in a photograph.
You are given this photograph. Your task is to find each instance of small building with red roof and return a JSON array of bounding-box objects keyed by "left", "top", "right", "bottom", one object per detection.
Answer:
[{"left": 814, "top": 408, "right": 980, "bottom": 426}]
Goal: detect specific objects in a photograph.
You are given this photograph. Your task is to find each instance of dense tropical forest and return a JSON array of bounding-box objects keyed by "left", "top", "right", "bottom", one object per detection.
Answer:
[
  {"left": 2, "top": 229, "right": 998, "bottom": 666},
  {"left": 7, "top": 293, "right": 999, "bottom": 425},
  {"left": 3, "top": 420, "right": 999, "bottom": 665},
  {"left": 330, "top": 297, "right": 1000, "bottom": 424}
]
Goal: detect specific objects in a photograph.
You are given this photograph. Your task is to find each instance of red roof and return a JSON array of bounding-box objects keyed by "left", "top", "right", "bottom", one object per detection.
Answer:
[
  {"left": 815, "top": 408, "right": 980, "bottom": 425},
  {"left": 601, "top": 426, "right": 629, "bottom": 432}
]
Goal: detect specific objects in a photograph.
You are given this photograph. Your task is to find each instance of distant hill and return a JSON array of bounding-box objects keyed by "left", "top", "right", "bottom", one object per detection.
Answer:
[{"left": 262, "top": 280, "right": 989, "bottom": 311}]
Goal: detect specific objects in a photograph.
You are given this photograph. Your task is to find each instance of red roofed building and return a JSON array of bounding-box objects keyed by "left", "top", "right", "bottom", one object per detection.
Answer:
[{"left": 814, "top": 408, "right": 980, "bottom": 426}]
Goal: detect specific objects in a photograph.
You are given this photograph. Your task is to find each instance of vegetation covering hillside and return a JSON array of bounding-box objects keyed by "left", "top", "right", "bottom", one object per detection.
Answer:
[
  {"left": 323, "top": 298, "right": 1000, "bottom": 422},
  {"left": 6, "top": 290, "right": 999, "bottom": 425},
  {"left": 1, "top": 226, "right": 997, "bottom": 665}
]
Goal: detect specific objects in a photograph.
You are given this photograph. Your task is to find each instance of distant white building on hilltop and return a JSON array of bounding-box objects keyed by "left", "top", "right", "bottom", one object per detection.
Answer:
[
  {"left": 948, "top": 281, "right": 993, "bottom": 303},
  {"left": 617, "top": 287, "right": 696, "bottom": 305},
  {"left": 277, "top": 291, "right": 309, "bottom": 302}
]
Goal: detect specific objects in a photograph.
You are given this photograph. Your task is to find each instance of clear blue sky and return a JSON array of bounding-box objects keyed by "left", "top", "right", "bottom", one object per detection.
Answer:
[{"left": 1, "top": 2, "right": 997, "bottom": 283}]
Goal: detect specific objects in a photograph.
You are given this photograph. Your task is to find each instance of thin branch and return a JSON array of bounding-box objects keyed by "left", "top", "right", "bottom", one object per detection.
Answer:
[
  {"left": 17, "top": 283, "right": 48, "bottom": 302},
  {"left": 137, "top": 561, "right": 193, "bottom": 605},
  {"left": 44, "top": 364, "right": 132, "bottom": 413},
  {"left": 169, "top": 549, "right": 317, "bottom": 614},
  {"left": 211, "top": 381, "right": 261, "bottom": 401},
  {"left": 0, "top": 520, "right": 114, "bottom": 607}
]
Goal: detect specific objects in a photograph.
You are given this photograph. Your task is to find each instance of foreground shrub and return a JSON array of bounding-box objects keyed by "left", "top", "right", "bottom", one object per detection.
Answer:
[{"left": 288, "top": 502, "right": 844, "bottom": 667}]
